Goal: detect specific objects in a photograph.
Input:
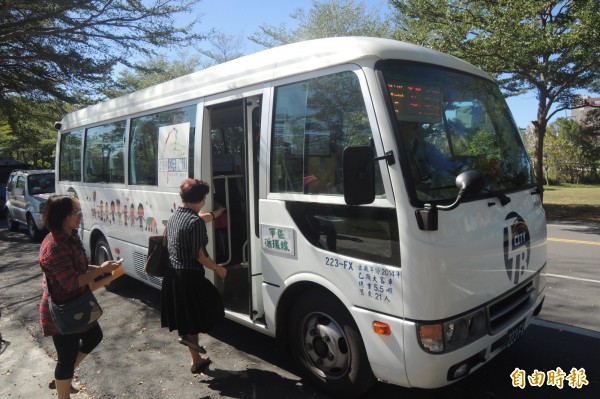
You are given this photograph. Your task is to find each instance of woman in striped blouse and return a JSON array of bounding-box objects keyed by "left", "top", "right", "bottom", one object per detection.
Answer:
[{"left": 160, "top": 178, "right": 227, "bottom": 374}]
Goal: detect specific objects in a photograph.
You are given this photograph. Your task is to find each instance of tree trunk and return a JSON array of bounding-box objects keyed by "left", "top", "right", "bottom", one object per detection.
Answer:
[{"left": 532, "top": 120, "right": 547, "bottom": 202}]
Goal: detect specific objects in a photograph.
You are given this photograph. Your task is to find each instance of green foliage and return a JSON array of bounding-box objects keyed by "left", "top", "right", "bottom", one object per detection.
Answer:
[
  {"left": 250, "top": 0, "right": 394, "bottom": 48},
  {"left": 0, "top": 97, "right": 67, "bottom": 167},
  {"left": 545, "top": 117, "right": 599, "bottom": 183},
  {"left": 0, "top": 1, "right": 205, "bottom": 167},
  {"left": 391, "top": 0, "right": 600, "bottom": 194},
  {"left": 0, "top": 1, "right": 204, "bottom": 104}
]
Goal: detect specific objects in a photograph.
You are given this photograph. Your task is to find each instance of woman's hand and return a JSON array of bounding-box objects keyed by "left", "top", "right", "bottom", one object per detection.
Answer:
[
  {"left": 100, "top": 260, "right": 121, "bottom": 274},
  {"left": 213, "top": 207, "right": 226, "bottom": 218},
  {"left": 79, "top": 260, "right": 122, "bottom": 288},
  {"left": 214, "top": 265, "right": 227, "bottom": 279}
]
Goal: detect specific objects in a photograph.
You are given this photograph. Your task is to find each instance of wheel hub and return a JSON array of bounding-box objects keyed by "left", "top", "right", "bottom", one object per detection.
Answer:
[{"left": 302, "top": 314, "right": 350, "bottom": 378}]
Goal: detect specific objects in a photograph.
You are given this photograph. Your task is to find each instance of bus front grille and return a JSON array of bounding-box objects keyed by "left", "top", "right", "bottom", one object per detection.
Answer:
[{"left": 487, "top": 281, "right": 534, "bottom": 334}]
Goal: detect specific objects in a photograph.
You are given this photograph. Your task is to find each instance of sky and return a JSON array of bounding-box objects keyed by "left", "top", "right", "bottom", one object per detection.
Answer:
[{"left": 193, "top": 0, "right": 582, "bottom": 129}]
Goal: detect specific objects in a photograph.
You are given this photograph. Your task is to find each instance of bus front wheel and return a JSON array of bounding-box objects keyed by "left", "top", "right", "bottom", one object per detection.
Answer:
[{"left": 288, "top": 290, "right": 374, "bottom": 398}]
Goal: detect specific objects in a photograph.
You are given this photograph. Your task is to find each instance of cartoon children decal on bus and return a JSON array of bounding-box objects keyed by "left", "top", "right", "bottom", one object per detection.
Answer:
[
  {"left": 116, "top": 199, "right": 122, "bottom": 225},
  {"left": 110, "top": 201, "right": 115, "bottom": 224},
  {"left": 137, "top": 203, "right": 144, "bottom": 230},
  {"left": 130, "top": 204, "right": 135, "bottom": 228}
]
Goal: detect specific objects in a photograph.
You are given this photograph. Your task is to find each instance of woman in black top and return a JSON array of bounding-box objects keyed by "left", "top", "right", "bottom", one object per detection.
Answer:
[{"left": 160, "top": 178, "right": 227, "bottom": 374}]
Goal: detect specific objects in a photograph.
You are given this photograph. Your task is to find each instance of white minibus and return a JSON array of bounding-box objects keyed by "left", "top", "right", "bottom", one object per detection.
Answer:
[{"left": 55, "top": 37, "right": 546, "bottom": 397}]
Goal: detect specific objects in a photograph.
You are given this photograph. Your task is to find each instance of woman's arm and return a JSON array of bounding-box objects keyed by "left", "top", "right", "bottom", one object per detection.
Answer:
[
  {"left": 198, "top": 248, "right": 227, "bottom": 279},
  {"left": 199, "top": 207, "right": 226, "bottom": 223}
]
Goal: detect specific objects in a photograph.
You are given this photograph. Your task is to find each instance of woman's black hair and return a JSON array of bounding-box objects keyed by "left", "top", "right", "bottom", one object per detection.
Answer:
[{"left": 42, "top": 195, "right": 76, "bottom": 232}]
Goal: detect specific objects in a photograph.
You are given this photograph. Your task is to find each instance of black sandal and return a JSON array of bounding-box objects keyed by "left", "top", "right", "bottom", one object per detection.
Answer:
[
  {"left": 178, "top": 337, "right": 207, "bottom": 354},
  {"left": 190, "top": 357, "right": 211, "bottom": 374},
  {"left": 48, "top": 380, "right": 80, "bottom": 394}
]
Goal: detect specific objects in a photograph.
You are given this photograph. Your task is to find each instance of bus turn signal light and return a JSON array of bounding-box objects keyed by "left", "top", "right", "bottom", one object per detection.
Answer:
[{"left": 373, "top": 321, "right": 391, "bottom": 336}]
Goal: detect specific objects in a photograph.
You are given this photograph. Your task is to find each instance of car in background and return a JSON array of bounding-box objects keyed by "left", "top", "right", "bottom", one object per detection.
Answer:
[
  {"left": 0, "top": 160, "right": 30, "bottom": 213},
  {"left": 4, "top": 169, "right": 55, "bottom": 241}
]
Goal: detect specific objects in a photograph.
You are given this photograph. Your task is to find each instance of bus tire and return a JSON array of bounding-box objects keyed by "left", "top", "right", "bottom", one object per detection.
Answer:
[
  {"left": 93, "top": 237, "right": 129, "bottom": 292},
  {"left": 288, "top": 290, "right": 374, "bottom": 398}
]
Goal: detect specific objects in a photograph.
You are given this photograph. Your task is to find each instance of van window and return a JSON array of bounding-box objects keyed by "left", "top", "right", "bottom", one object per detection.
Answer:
[
  {"left": 271, "top": 71, "right": 382, "bottom": 196},
  {"left": 6, "top": 173, "right": 16, "bottom": 192},
  {"left": 16, "top": 176, "right": 25, "bottom": 191}
]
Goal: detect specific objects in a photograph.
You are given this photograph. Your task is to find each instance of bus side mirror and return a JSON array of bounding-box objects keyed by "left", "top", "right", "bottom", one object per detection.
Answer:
[
  {"left": 343, "top": 146, "right": 375, "bottom": 205},
  {"left": 416, "top": 170, "right": 485, "bottom": 231}
]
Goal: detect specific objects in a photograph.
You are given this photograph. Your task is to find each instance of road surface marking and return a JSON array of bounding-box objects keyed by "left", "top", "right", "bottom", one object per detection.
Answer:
[
  {"left": 543, "top": 273, "right": 600, "bottom": 285},
  {"left": 548, "top": 237, "right": 600, "bottom": 246}
]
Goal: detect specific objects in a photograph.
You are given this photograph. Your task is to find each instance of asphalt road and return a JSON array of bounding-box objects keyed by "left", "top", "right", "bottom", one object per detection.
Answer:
[
  {"left": 541, "top": 222, "right": 600, "bottom": 331},
  {"left": 1, "top": 221, "right": 599, "bottom": 398}
]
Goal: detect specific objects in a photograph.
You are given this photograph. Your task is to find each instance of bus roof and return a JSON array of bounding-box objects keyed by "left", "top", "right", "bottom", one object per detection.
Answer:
[{"left": 59, "top": 36, "right": 490, "bottom": 130}]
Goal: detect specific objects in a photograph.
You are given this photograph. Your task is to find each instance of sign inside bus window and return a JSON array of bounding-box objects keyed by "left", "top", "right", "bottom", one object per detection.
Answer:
[
  {"left": 387, "top": 83, "right": 442, "bottom": 124},
  {"left": 158, "top": 122, "right": 190, "bottom": 187},
  {"left": 325, "top": 256, "right": 399, "bottom": 302},
  {"left": 261, "top": 225, "right": 295, "bottom": 256}
]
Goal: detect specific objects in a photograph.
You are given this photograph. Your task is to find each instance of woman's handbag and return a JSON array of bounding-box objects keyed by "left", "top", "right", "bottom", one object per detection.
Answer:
[
  {"left": 144, "top": 229, "right": 169, "bottom": 277},
  {"left": 48, "top": 288, "right": 103, "bottom": 334}
]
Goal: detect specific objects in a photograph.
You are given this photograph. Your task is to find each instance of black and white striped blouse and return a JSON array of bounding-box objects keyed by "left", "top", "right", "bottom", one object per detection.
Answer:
[{"left": 167, "top": 206, "right": 208, "bottom": 271}]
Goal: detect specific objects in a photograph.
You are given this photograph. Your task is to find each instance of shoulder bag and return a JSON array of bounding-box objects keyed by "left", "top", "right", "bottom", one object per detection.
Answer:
[
  {"left": 144, "top": 229, "right": 169, "bottom": 277},
  {"left": 48, "top": 287, "right": 103, "bottom": 334}
]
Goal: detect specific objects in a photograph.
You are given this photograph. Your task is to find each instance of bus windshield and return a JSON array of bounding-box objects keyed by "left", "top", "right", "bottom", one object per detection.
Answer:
[{"left": 378, "top": 60, "right": 533, "bottom": 203}]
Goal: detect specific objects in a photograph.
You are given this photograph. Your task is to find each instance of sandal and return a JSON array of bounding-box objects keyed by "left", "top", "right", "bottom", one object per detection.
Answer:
[
  {"left": 0, "top": 339, "right": 8, "bottom": 355},
  {"left": 48, "top": 379, "right": 80, "bottom": 394},
  {"left": 190, "top": 357, "right": 211, "bottom": 374},
  {"left": 178, "top": 337, "right": 207, "bottom": 354}
]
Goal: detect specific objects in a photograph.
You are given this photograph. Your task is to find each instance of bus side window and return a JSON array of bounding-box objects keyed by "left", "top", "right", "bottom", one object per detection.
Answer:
[
  {"left": 84, "top": 121, "right": 126, "bottom": 184},
  {"left": 59, "top": 130, "right": 83, "bottom": 182},
  {"left": 129, "top": 105, "right": 196, "bottom": 186},
  {"left": 270, "top": 70, "right": 381, "bottom": 196}
]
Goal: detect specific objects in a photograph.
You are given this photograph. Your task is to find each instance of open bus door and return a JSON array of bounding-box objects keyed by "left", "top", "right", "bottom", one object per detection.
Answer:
[{"left": 204, "top": 95, "right": 263, "bottom": 323}]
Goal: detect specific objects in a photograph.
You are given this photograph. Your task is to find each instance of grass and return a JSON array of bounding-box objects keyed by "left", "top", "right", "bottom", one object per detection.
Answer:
[{"left": 542, "top": 184, "right": 600, "bottom": 223}]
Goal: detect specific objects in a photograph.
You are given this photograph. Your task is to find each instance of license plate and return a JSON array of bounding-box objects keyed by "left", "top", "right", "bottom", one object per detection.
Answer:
[{"left": 506, "top": 319, "right": 526, "bottom": 348}]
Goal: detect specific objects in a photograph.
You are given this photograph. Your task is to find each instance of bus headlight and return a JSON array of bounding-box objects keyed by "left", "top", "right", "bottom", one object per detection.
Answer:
[{"left": 418, "top": 309, "right": 487, "bottom": 353}]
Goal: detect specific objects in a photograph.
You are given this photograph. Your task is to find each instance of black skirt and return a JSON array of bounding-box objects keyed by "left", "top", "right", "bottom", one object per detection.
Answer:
[{"left": 160, "top": 267, "right": 224, "bottom": 335}]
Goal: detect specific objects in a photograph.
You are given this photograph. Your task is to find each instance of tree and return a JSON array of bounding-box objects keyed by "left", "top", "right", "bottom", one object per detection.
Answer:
[
  {"left": 581, "top": 108, "right": 600, "bottom": 182},
  {"left": 250, "top": 0, "right": 394, "bottom": 48},
  {"left": 0, "top": 0, "right": 204, "bottom": 104},
  {"left": 0, "top": 97, "right": 69, "bottom": 167},
  {"left": 545, "top": 118, "right": 584, "bottom": 183},
  {"left": 0, "top": 1, "right": 205, "bottom": 164},
  {"left": 391, "top": 0, "right": 600, "bottom": 196},
  {"left": 197, "top": 32, "right": 246, "bottom": 68},
  {"left": 544, "top": 116, "right": 599, "bottom": 183}
]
